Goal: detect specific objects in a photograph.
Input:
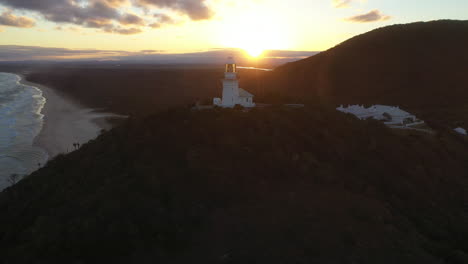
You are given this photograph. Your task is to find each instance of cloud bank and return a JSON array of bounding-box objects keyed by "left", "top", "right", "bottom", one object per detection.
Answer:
[
  {"left": 345, "top": 9, "right": 391, "bottom": 23},
  {"left": 0, "top": 45, "right": 319, "bottom": 66},
  {"left": 136, "top": 0, "right": 212, "bottom": 20},
  {"left": 0, "top": 45, "right": 131, "bottom": 60},
  {"left": 0, "top": 10, "right": 35, "bottom": 28},
  {"left": 0, "top": 0, "right": 213, "bottom": 34}
]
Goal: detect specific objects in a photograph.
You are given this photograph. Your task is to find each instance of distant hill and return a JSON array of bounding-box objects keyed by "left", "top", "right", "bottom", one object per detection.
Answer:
[
  {"left": 0, "top": 107, "right": 467, "bottom": 263},
  {"left": 270, "top": 20, "right": 468, "bottom": 127},
  {"left": 0, "top": 47, "right": 317, "bottom": 67}
]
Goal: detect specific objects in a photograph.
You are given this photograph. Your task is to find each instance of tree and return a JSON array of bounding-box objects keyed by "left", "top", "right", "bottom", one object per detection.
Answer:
[{"left": 8, "top": 174, "right": 20, "bottom": 186}]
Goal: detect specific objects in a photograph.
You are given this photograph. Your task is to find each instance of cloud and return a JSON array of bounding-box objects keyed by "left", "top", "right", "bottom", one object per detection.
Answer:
[
  {"left": 149, "top": 13, "right": 178, "bottom": 28},
  {"left": 102, "top": 0, "right": 129, "bottom": 8},
  {"left": 0, "top": 45, "right": 129, "bottom": 60},
  {"left": 0, "top": 10, "right": 35, "bottom": 28},
  {"left": 136, "top": 0, "right": 213, "bottom": 20},
  {"left": 333, "top": 0, "right": 352, "bottom": 8},
  {"left": 109, "top": 26, "right": 142, "bottom": 35},
  {"left": 344, "top": 9, "right": 391, "bottom": 23},
  {"left": 119, "top": 13, "right": 145, "bottom": 25},
  {"left": 140, "top": 49, "right": 164, "bottom": 53},
  {"left": 154, "top": 13, "right": 175, "bottom": 24},
  {"left": 0, "top": 0, "right": 213, "bottom": 34}
]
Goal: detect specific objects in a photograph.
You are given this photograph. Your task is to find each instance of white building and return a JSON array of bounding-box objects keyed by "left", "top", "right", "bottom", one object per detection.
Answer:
[
  {"left": 337, "top": 104, "right": 423, "bottom": 126},
  {"left": 454, "top": 127, "right": 467, "bottom": 135},
  {"left": 213, "top": 57, "right": 256, "bottom": 108}
]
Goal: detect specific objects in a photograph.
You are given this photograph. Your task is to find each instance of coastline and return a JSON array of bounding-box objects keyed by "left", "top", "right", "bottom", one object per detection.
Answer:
[{"left": 18, "top": 75, "right": 123, "bottom": 159}]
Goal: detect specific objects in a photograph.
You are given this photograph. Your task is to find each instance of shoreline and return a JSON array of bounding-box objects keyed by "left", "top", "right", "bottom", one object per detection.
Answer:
[{"left": 18, "top": 74, "right": 124, "bottom": 160}]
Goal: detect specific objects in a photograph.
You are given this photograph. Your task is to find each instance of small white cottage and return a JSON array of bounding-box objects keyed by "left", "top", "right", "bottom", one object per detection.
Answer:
[
  {"left": 337, "top": 104, "right": 423, "bottom": 126},
  {"left": 213, "top": 57, "right": 255, "bottom": 108},
  {"left": 454, "top": 127, "right": 467, "bottom": 135}
]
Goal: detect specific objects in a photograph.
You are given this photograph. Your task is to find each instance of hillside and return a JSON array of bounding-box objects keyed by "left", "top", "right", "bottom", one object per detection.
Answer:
[
  {"left": 0, "top": 65, "right": 269, "bottom": 116},
  {"left": 0, "top": 106, "right": 467, "bottom": 263},
  {"left": 272, "top": 20, "right": 468, "bottom": 127},
  {"left": 23, "top": 67, "right": 223, "bottom": 116}
]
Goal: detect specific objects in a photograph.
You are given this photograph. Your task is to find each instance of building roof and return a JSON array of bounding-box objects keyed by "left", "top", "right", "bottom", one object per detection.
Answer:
[
  {"left": 239, "top": 88, "right": 254, "bottom": 98},
  {"left": 454, "top": 127, "right": 467, "bottom": 135},
  {"left": 368, "top": 105, "right": 411, "bottom": 117},
  {"left": 337, "top": 104, "right": 413, "bottom": 118}
]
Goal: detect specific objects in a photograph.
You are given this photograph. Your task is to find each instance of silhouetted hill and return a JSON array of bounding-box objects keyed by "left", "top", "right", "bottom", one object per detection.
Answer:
[
  {"left": 272, "top": 20, "right": 468, "bottom": 127},
  {"left": 0, "top": 107, "right": 467, "bottom": 263}
]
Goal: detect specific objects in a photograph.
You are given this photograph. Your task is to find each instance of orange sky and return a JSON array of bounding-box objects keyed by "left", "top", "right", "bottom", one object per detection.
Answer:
[{"left": 0, "top": 0, "right": 466, "bottom": 58}]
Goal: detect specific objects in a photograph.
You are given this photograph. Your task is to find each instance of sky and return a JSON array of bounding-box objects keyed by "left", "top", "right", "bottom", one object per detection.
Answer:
[{"left": 0, "top": 0, "right": 466, "bottom": 60}]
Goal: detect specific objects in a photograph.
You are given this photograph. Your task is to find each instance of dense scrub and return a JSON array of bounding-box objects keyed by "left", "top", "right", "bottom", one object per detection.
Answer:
[
  {"left": 0, "top": 106, "right": 467, "bottom": 263},
  {"left": 24, "top": 67, "right": 224, "bottom": 116}
]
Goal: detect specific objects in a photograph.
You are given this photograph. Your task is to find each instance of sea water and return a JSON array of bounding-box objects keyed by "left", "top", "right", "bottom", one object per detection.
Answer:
[{"left": 0, "top": 72, "right": 48, "bottom": 190}]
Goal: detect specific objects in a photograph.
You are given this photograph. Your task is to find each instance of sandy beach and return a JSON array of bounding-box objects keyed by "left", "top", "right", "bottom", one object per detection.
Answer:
[{"left": 20, "top": 77, "right": 123, "bottom": 159}]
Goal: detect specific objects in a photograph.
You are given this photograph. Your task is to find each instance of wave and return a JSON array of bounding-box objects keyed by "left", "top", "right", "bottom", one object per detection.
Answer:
[{"left": 0, "top": 72, "right": 48, "bottom": 190}]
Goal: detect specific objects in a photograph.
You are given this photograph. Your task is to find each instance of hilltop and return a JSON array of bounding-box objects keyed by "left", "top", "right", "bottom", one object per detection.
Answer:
[
  {"left": 0, "top": 106, "right": 467, "bottom": 263},
  {"left": 270, "top": 20, "right": 468, "bottom": 127}
]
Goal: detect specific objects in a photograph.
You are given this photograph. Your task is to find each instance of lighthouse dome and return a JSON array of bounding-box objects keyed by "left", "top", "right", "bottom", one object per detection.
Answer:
[{"left": 225, "top": 56, "right": 237, "bottom": 75}]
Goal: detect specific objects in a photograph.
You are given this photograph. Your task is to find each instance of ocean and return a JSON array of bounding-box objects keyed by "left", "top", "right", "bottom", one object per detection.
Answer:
[{"left": 0, "top": 72, "right": 48, "bottom": 190}]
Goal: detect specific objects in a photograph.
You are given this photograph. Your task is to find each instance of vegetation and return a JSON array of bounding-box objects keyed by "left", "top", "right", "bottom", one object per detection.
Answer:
[
  {"left": 0, "top": 106, "right": 467, "bottom": 263},
  {"left": 23, "top": 67, "right": 225, "bottom": 116},
  {"left": 271, "top": 20, "right": 468, "bottom": 128},
  {"left": 0, "top": 63, "right": 271, "bottom": 117},
  {"left": 7, "top": 174, "right": 20, "bottom": 186}
]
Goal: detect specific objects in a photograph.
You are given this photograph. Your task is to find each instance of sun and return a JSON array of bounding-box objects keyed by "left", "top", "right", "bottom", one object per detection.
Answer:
[
  {"left": 217, "top": 7, "right": 290, "bottom": 58},
  {"left": 244, "top": 46, "right": 264, "bottom": 58}
]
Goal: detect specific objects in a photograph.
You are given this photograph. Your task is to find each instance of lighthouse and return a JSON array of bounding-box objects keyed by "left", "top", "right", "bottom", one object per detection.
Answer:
[{"left": 213, "top": 57, "right": 255, "bottom": 108}]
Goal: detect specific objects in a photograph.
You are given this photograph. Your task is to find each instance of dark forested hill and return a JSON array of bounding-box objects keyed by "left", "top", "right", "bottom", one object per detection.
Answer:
[
  {"left": 271, "top": 20, "right": 468, "bottom": 127},
  {"left": 0, "top": 106, "right": 467, "bottom": 263},
  {"left": 13, "top": 66, "right": 269, "bottom": 116},
  {"left": 24, "top": 67, "right": 224, "bottom": 115}
]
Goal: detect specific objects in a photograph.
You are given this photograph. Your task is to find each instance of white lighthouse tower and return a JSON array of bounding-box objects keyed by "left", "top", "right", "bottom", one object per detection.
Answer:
[{"left": 213, "top": 57, "right": 255, "bottom": 108}]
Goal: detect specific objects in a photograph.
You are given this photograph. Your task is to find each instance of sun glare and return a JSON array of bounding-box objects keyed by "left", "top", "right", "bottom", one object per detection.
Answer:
[
  {"left": 217, "top": 6, "right": 290, "bottom": 58},
  {"left": 245, "top": 47, "right": 264, "bottom": 57}
]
